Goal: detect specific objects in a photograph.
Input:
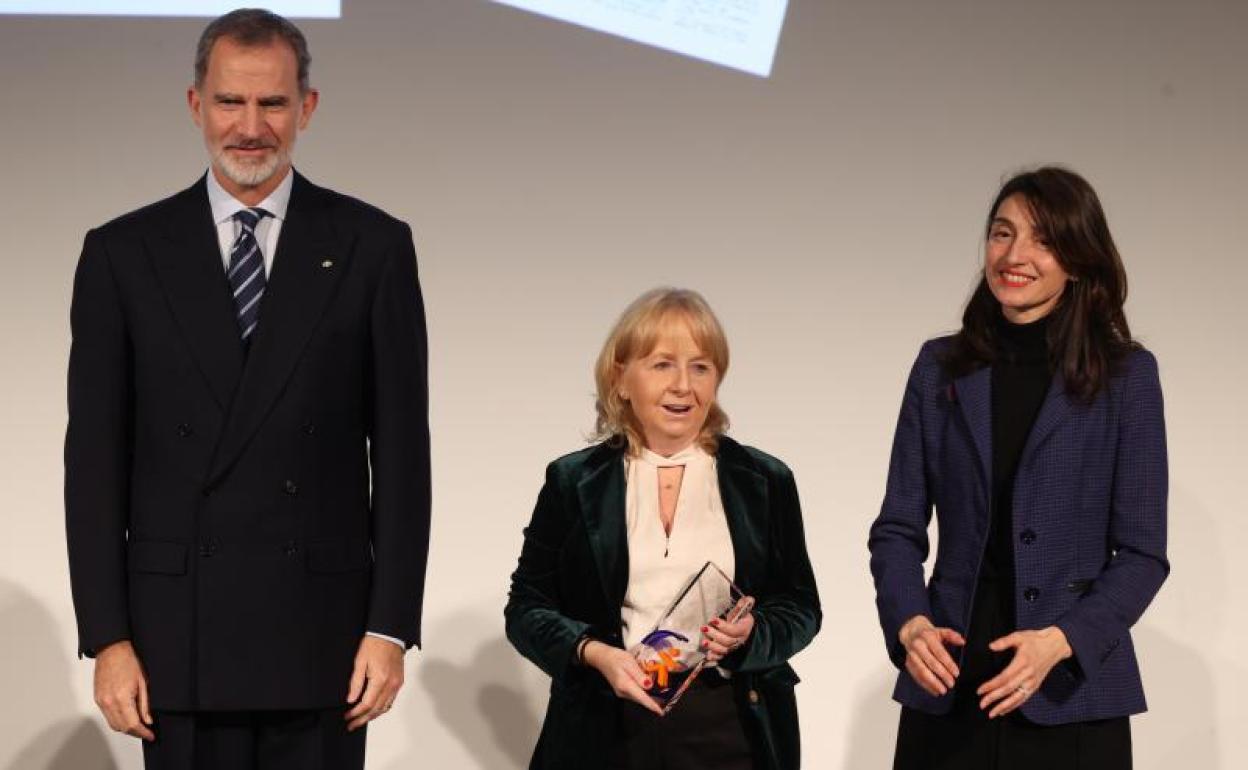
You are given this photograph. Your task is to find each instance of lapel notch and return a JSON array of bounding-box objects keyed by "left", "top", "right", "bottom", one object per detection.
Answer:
[
  {"left": 1018, "top": 374, "right": 1072, "bottom": 469},
  {"left": 576, "top": 449, "right": 629, "bottom": 613},
  {"left": 715, "top": 441, "right": 769, "bottom": 594},
  {"left": 953, "top": 366, "right": 993, "bottom": 491},
  {"left": 148, "top": 178, "right": 244, "bottom": 410},
  {"left": 207, "top": 174, "right": 352, "bottom": 483}
]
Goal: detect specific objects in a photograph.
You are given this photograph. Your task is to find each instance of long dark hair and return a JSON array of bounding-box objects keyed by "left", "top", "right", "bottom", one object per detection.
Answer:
[{"left": 944, "top": 166, "right": 1137, "bottom": 400}]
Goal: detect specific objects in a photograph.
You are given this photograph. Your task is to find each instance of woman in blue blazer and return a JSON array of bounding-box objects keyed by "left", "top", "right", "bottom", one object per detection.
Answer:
[
  {"left": 868, "top": 167, "right": 1169, "bottom": 769},
  {"left": 507, "top": 288, "right": 820, "bottom": 769}
]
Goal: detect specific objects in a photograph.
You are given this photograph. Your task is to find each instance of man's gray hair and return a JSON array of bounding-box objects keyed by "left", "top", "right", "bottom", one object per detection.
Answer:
[{"left": 195, "top": 8, "right": 311, "bottom": 93}]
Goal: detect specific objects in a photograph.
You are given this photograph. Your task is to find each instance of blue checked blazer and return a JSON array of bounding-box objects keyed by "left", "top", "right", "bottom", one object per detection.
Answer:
[{"left": 868, "top": 336, "right": 1169, "bottom": 724}]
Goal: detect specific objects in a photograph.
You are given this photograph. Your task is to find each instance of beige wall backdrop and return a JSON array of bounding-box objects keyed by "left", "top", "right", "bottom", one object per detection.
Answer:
[{"left": 1, "top": 0, "right": 1244, "bottom": 767}]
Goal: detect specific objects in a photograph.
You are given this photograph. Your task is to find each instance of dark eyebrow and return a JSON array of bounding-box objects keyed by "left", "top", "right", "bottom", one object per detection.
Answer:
[
  {"left": 213, "top": 93, "right": 244, "bottom": 103},
  {"left": 989, "top": 217, "right": 1016, "bottom": 230},
  {"left": 258, "top": 96, "right": 290, "bottom": 107}
]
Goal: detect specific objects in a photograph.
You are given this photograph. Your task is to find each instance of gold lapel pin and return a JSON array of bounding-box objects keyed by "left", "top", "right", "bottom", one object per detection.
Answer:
[{"left": 321, "top": 259, "right": 334, "bottom": 268}]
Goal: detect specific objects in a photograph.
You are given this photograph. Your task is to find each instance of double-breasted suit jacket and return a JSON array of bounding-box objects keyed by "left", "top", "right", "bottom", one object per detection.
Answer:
[
  {"left": 869, "top": 337, "right": 1169, "bottom": 724},
  {"left": 505, "top": 437, "right": 822, "bottom": 770},
  {"left": 65, "top": 172, "right": 431, "bottom": 711}
]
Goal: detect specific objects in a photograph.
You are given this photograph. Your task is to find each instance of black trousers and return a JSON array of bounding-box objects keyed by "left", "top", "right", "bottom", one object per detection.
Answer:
[
  {"left": 606, "top": 674, "right": 756, "bottom": 770},
  {"left": 893, "top": 578, "right": 1131, "bottom": 770},
  {"left": 142, "top": 709, "right": 366, "bottom": 770}
]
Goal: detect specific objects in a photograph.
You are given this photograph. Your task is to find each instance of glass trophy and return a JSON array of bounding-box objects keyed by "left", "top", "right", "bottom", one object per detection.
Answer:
[{"left": 629, "top": 560, "right": 754, "bottom": 714}]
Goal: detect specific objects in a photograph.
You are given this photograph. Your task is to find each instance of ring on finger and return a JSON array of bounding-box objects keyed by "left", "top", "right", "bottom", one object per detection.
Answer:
[{"left": 1015, "top": 685, "right": 1031, "bottom": 697}]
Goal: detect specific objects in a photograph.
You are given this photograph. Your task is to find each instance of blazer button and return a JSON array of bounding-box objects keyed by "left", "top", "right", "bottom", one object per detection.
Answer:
[
  {"left": 1023, "top": 587, "right": 1040, "bottom": 603},
  {"left": 176, "top": 423, "right": 193, "bottom": 437},
  {"left": 301, "top": 422, "right": 316, "bottom": 436},
  {"left": 283, "top": 540, "right": 299, "bottom": 556},
  {"left": 284, "top": 480, "right": 299, "bottom": 496},
  {"left": 747, "top": 689, "right": 760, "bottom": 705},
  {"left": 1019, "top": 529, "right": 1036, "bottom": 545}
]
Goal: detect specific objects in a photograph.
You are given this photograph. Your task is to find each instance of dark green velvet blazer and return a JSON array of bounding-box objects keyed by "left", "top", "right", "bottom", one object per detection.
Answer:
[{"left": 505, "top": 436, "right": 822, "bottom": 770}]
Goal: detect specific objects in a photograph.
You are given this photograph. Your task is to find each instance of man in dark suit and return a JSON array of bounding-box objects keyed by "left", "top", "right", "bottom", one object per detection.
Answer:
[{"left": 64, "top": 9, "right": 430, "bottom": 768}]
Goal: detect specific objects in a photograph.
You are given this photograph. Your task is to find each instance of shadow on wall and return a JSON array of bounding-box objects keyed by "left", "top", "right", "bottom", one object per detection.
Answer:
[
  {"left": 1132, "top": 623, "right": 1222, "bottom": 770},
  {"left": 0, "top": 579, "right": 117, "bottom": 770},
  {"left": 400, "top": 610, "right": 543, "bottom": 770},
  {"left": 1131, "top": 485, "right": 1227, "bottom": 770},
  {"left": 842, "top": 666, "right": 900, "bottom": 769}
]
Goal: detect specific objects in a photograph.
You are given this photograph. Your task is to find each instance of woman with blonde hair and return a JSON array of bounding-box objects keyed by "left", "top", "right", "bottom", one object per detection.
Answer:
[{"left": 506, "top": 288, "right": 821, "bottom": 769}]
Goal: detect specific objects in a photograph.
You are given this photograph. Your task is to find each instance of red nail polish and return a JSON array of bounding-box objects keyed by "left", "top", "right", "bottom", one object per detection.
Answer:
[
  {"left": 643, "top": 679, "right": 652, "bottom": 688},
  {"left": 701, "top": 626, "right": 708, "bottom": 632}
]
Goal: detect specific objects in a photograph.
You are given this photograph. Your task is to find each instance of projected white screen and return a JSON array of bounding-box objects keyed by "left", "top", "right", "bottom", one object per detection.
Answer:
[
  {"left": 493, "top": 0, "right": 789, "bottom": 77},
  {"left": 0, "top": 1, "right": 339, "bottom": 16}
]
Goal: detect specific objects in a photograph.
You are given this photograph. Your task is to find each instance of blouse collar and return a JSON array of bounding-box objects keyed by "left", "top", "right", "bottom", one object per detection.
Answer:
[{"left": 635, "top": 443, "right": 706, "bottom": 468}]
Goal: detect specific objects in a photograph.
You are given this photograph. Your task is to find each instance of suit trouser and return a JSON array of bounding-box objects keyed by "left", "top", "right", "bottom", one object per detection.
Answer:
[{"left": 142, "top": 709, "right": 366, "bottom": 770}]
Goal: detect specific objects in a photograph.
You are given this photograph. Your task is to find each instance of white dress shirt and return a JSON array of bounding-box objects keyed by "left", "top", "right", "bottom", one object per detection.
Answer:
[
  {"left": 620, "top": 444, "right": 735, "bottom": 651},
  {"left": 205, "top": 168, "right": 405, "bottom": 653},
  {"left": 205, "top": 166, "right": 291, "bottom": 273}
]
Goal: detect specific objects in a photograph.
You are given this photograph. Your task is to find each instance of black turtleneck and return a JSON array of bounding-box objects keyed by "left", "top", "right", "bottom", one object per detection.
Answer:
[{"left": 981, "top": 312, "right": 1052, "bottom": 585}]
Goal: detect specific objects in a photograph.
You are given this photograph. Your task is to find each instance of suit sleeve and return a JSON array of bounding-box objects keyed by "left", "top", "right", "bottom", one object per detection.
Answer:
[
  {"left": 1055, "top": 350, "right": 1170, "bottom": 683},
  {"left": 65, "top": 228, "right": 134, "bottom": 658},
  {"left": 365, "top": 222, "right": 431, "bottom": 648},
  {"left": 724, "top": 463, "right": 822, "bottom": 673},
  {"left": 867, "top": 344, "right": 936, "bottom": 668},
  {"left": 504, "top": 463, "right": 592, "bottom": 684}
]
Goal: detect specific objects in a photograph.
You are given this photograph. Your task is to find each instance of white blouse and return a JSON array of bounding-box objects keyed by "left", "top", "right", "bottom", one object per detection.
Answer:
[{"left": 620, "top": 443, "right": 736, "bottom": 650}]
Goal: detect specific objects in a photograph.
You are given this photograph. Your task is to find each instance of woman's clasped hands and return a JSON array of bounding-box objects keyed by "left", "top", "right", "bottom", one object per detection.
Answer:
[
  {"left": 899, "top": 615, "right": 966, "bottom": 698},
  {"left": 899, "top": 615, "right": 1074, "bottom": 718}
]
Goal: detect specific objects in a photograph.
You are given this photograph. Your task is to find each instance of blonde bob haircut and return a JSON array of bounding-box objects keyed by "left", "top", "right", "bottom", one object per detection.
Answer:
[{"left": 593, "top": 288, "right": 730, "bottom": 456}]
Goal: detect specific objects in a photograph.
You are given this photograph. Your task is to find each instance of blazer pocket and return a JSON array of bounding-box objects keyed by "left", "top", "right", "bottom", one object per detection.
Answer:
[
  {"left": 1066, "top": 579, "right": 1093, "bottom": 596},
  {"left": 128, "top": 541, "right": 188, "bottom": 575},
  {"left": 305, "top": 540, "right": 372, "bottom": 574}
]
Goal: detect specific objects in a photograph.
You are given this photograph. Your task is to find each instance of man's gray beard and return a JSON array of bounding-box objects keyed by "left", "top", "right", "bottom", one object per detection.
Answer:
[{"left": 213, "top": 148, "right": 287, "bottom": 188}]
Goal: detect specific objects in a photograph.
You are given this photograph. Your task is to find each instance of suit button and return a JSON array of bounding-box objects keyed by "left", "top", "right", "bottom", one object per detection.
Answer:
[
  {"left": 284, "top": 480, "right": 299, "bottom": 496},
  {"left": 283, "top": 540, "right": 299, "bottom": 556},
  {"left": 747, "top": 689, "right": 760, "bottom": 705},
  {"left": 176, "top": 423, "right": 193, "bottom": 437},
  {"left": 1019, "top": 529, "right": 1036, "bottom": 545},
  {"left": 301, "top": 422, "right": 316, "bottom": 436},
  {"left": 1023, "top": 587, "right": 1040, "bottom": 603}
]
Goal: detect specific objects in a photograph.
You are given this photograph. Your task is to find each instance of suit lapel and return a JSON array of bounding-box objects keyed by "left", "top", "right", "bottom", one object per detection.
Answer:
[
  {"left": 207, "top": 173, "right": 352, "bottom": 483},
  {"left": 715, "top": 441, "right": 769, "bottom": 595},
  {"left": 953, "top": 366, "right": 993, "bottom": 491},
  {"left": 576, "top": 450, "right": 629, "bottom": 613},
  {"left": 573, "top": 440, "right": 773, "bottom": 617},
  {"left": 148, "top": 178, "right": 244, "bottom": 410},
  {"left": 1019, "top": 373, "right": 1072, "bottom": 470}
]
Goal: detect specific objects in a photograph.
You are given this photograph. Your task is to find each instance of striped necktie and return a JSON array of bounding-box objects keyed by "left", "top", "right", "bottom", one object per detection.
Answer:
[{"left": 227, "top": 207, "right": 270, "bottom": 344}]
